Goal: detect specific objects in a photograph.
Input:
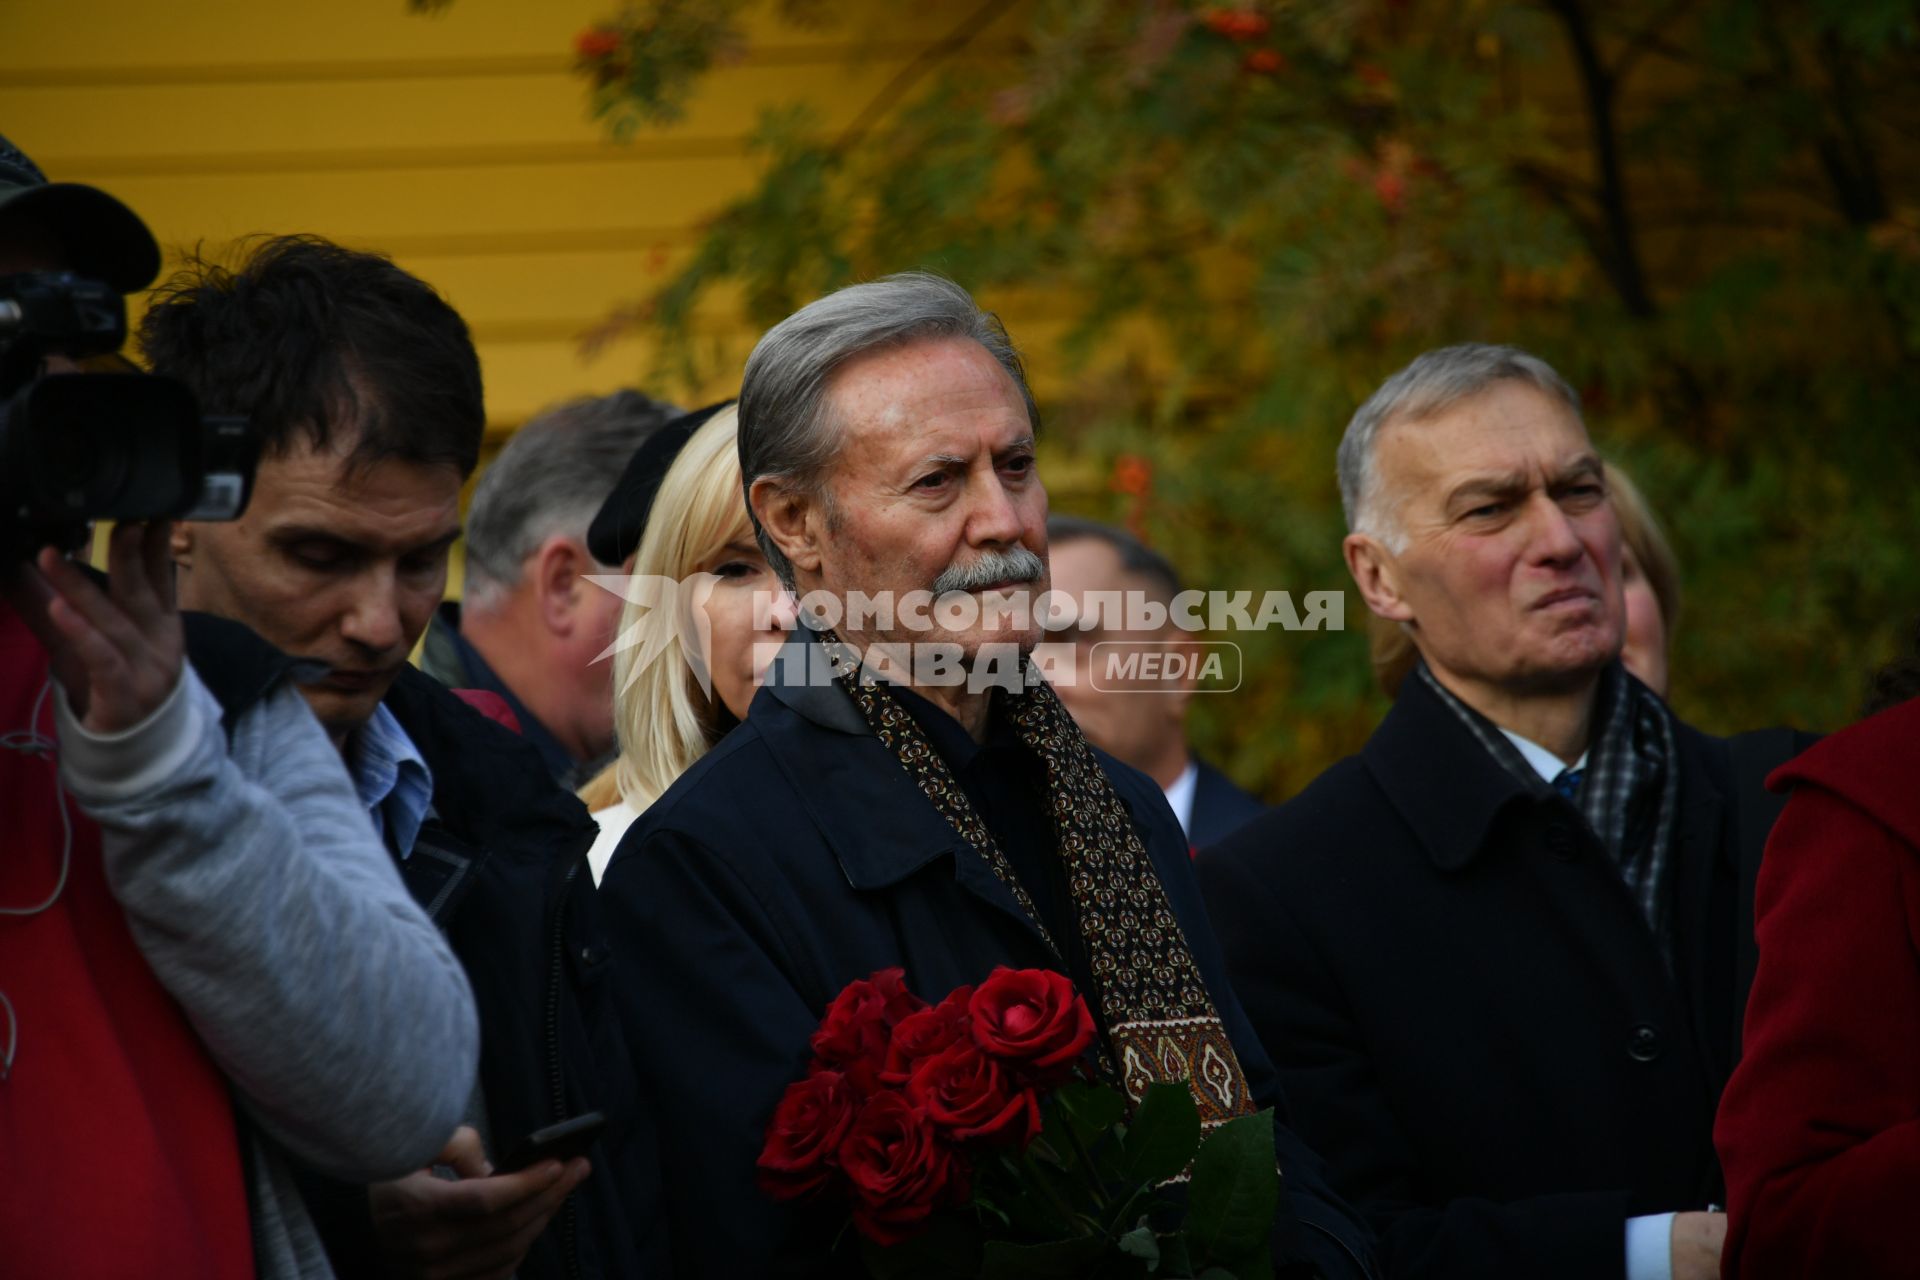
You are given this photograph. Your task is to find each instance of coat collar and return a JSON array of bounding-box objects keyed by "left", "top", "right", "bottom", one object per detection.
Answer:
[
  {"left": 751, "top": 626, "right": 1057, "bottom": 951},
  {"left": 1361, "top": 672, "right": 1548, "bottom": 871},
  {"left": 755, "top": 624, "right": 968, "bottom": 890},
  {"left": 762, "top": 621, "right": 871, "bottom": 736}
]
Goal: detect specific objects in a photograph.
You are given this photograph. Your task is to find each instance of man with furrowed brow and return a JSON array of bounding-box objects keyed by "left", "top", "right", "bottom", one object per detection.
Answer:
[
  {"left": 1200, "top": 343, "right": 1803, "bottom": 1280},
  {"left": 600, "top": 270, "right": 1377, "bottom": 1278}
]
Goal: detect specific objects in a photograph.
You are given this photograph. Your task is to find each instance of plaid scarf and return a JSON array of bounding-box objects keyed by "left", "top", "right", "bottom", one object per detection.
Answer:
[
  {"left": 1416, "top": 661, "right": 1680, "bottom": 954},
  {"left": 820, "top": 632, "right": 1258, "bottom": 1133}
]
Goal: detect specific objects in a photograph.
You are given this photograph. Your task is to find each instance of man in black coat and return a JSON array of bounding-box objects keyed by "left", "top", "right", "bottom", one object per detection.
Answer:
[
  {"left": 1199, "top": 344, "right": 1750, "bottom": 1280},
  {"left": 601, "top": 272, "right": 1376, "bottom": 1278}
]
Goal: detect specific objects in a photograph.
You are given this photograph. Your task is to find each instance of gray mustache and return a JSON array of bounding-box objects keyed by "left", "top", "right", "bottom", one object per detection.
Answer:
[{"left": 931, "top": 547, "right": 1046, "bottom": 595}]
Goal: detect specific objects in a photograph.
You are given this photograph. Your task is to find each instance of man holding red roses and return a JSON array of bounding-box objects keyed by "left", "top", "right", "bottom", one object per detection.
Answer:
[{"left": 599, "top": 273, "right": 1376, "bottom": 1278}]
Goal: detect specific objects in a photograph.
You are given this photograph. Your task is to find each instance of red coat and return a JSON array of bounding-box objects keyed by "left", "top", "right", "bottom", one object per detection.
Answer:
[
  {"left": 1715, "top": 696, "right": 1920, "bottom": 1280},
  {"left": 0, "top": 612, "right": 252, "bottom": 1278}
]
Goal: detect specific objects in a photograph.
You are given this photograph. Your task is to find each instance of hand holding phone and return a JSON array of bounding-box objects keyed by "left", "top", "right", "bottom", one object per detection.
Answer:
[{"left": 497, "top": 1111, "right": 607, "bottom": 1174}]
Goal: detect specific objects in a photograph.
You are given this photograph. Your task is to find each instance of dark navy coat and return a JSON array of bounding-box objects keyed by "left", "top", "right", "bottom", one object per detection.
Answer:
[
  {"left": 1197, "top": 671, "right": 1795, "bottom": 1280},
  {"left": 1190, "top": 757, "right": 1269, "bottom": 851},
  {"left": 601, "top": 629, "right": 1376, "bottom": 1278}
]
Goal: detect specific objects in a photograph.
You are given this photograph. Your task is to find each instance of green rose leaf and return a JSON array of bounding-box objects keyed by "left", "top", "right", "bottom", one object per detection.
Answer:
[
  {"left": 1186, "top": 1111, "right": 1280, "bottom": 1266},
  {"left": 1057, "top": 1079, "right": 1128, "bottom": 1141},
  {"left": 1121, "top": 1082, "right": 1202, "bottom": 1184}
]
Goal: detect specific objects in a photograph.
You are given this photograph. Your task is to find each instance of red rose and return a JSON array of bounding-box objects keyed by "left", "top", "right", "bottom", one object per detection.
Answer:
[
  {"left": 1243, "top": 48, "right": 1286, "bottom": 75},
  {"left": 880, "top": 985, "right": 973, "bottom": 1085},
  {"left": 969, "top": 968, "right": 1097, "bottom": 1077},
  {"left": 869, "top": 967, "right": 928, "bottom": 1024},
  {"left": 756, "top": 1070, "right": 857, "bottom": 1200},
  {"left": 907, "top": 1041, "right": 1042, "bottom": 1148},
  {"left": 811, "top": 969, "right": 928, "bottom": 1094},
  {"left": 573, "top": 27, "right": 621, "bottom": 60},
  {"left": 838, "top": 1092, "right": 969, "bottom": 1245}
]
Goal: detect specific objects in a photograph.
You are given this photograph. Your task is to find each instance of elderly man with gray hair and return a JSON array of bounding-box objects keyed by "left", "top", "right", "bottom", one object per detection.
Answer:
[
  {"left": 1196, "top": 343, "right": 1789, "bottom": 1280},
  {"left": 420, "top": 390, "right": 679, "bottom": 783},
  {"left": 599, "top": 272, "right": 1376, "bottom": 1278}
]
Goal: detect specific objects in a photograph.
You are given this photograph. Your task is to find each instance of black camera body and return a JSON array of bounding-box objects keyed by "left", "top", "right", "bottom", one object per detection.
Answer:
[{"left": 0, "top": 270, "right": 257, "bottom": 558}]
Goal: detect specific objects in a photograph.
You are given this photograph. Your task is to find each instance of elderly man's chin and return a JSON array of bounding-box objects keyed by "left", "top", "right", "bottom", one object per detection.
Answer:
[{"left": 1515, "top": 625, "right": 1625, "bottom": 691}]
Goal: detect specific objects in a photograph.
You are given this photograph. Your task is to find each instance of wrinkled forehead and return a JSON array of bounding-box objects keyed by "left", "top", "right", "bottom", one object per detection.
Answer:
[
  {"left": 823, "top": 336, "right": 1031, "bottom": 456},
  {"left": 1377, "top": 380, "right": 1593, "bottom": 498},
  {"left": 251, "top": 435, "right": 463, "bottom": 543}
]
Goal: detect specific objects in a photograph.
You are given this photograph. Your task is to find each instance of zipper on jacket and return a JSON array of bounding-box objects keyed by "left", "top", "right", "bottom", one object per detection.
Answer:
[{"left": 546, "top": 855, "right": 584, "bottom": 1280}]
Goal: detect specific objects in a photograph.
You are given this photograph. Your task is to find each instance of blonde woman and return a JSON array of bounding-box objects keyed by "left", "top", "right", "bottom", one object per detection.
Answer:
[{"left": 578, "top": 405, "right": 793, "bottom": 878}]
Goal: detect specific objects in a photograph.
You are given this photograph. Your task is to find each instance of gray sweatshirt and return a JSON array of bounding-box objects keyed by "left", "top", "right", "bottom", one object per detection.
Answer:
[{"left": 56, "top": 664, "right": 480, "bottom": 1279}]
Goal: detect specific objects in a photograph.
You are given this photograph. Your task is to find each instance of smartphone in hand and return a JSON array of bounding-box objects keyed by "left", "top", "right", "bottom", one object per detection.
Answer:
[{"left": 497, "top": 1111, "right": 607, "bottom": 1173}]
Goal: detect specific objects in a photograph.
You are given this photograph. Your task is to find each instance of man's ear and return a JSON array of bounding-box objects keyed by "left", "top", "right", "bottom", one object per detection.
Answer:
[
  {"left": 533, "top": 534, "right": 592, "bottom": 636},
  {"left": 749, "top": 477, "right": 824, "bottom": 579},
  {"left": 169, "top": 520, "right": 195, "bottom": 569},
  {"left": 1343, "top": 532, "right": 1415, "bottom": 624}
]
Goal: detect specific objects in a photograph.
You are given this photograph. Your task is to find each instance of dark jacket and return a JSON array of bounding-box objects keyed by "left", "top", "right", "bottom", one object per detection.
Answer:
[
  {"left": 1197, "top": 672, "right": 1782, "bottom": 1280},
  {"left": 1715, "top": 697, "right": 1920, "bottom": 1280},
  {"left": 305, "top": 667, "right": 641, "bottom": 1280},
  {"left": 1190, "top": 756, "right": 1268, "bottom": 851},
  {"left": 417, "top": 601, "right": 583, "bottom": 786},
  {"left": 600, "top": 629, "right": 1377, "bottom": 1279}
]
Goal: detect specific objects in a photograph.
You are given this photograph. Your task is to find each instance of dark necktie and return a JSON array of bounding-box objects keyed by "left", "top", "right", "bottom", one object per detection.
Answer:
[{"left": 1553, "top": 766, "right": 1585, "bottom": 801}]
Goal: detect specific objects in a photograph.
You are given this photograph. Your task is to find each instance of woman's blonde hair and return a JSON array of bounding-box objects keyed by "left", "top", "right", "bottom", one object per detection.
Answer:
[
  {"left": 1366, "top": 459, "right": 1682, "bottom": 697},
  {"left": 576, "top": 405, "right": 753, "bottom": 813}
]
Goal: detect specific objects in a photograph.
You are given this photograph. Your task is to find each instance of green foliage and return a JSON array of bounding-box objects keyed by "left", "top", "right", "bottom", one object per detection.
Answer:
[
  {"left": 579, "top": 0, "right": 1920, "bottom": 792},
  {"left": 1185, "top": 1114, "right": 1279, "bottom": 1275},
  {"left": 1119, "top": 1082, "right": 1202, "bottom": 1185}
]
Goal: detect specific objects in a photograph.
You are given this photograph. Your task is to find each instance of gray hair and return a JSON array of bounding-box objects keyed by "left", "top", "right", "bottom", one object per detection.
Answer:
[
  {"left": 464, "top": 389, "right": 681, "bottom": 603},
  {"left": 1336, "top": 343, "right": 1582, "bottom": 547},
  {"left": 737, "top": 271, "right": 1039, "bottom": 586}
]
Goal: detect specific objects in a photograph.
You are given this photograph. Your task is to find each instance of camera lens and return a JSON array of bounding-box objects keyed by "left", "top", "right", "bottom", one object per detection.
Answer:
[
  {"left": 36, "top": 412, "right": 127, "bottom": 509},
  {"left": 5, "top": 373, "right": 198, "bottom": 521}
]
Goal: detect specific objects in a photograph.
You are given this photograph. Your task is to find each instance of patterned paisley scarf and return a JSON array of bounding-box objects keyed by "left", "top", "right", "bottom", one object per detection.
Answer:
[{"left": 821, "top": 631, "right": 1257, "bottom": 1132}]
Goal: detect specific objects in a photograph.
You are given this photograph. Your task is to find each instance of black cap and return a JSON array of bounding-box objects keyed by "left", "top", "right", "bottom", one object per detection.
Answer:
[
  {"left": 0, "top": 132, "right": 161, "bottom": 293},
  {"left": 587, "top": 400, "right": 736, "bottom": 565}
]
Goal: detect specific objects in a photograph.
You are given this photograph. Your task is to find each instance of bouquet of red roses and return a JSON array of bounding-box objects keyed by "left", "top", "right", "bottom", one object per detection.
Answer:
[{"left": 757, "top": 967, "right": 1281, "bottom": 1279}]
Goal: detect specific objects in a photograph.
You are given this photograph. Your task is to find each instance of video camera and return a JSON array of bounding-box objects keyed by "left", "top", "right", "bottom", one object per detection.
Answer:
[{"left": 1, "top": 269, "right": 257, "bottom": 559}]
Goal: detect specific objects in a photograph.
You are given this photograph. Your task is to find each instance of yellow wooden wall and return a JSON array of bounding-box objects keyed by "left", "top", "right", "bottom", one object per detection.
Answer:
[
  {"left": 2, "top": 0, "right": 1040, "bottom": 585},
  {"left": 0, "top": 0, "right": 1028, "bottom": 433}
]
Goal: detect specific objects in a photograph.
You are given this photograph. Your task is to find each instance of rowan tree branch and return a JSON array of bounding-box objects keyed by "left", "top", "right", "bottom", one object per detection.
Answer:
[
  {"left": 1542, "top": 0, "right": 1657, "bottom": 319},
  {"left": 834, "top": 0, "right": 1016, "bottom": 153}
]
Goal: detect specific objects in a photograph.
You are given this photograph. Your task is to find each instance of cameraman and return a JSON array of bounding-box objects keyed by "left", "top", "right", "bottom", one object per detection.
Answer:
[{"left": 0, "top": 135, "right": 478, "bottom": 1277}]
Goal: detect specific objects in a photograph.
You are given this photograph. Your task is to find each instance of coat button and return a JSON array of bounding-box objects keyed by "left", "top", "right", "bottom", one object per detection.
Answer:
[
  {"left": 1545, "top": 826, "right": 1578, "bottom": 861},
  {"left": 1628, "top": 1024, "right": 1661, "bottom": 1063}
]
